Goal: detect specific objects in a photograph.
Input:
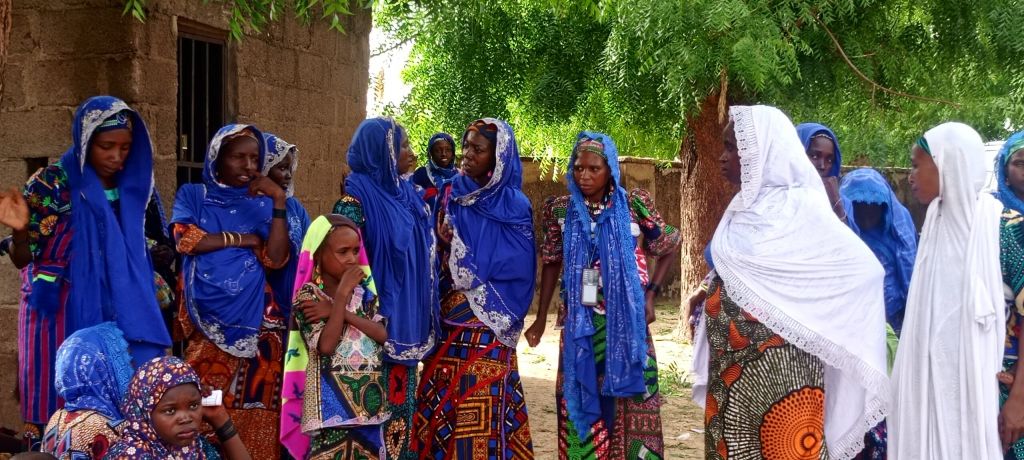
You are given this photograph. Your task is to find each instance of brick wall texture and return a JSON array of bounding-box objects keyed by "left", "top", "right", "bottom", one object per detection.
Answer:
[{"left": 0, "top": 0, "right": 370, "bottom": 430}]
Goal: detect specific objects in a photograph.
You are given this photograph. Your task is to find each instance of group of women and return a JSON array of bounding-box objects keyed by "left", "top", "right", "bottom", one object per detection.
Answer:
[
  {"left": 0, "top": 96, "right": 681, "bottom": 460},
  {"left": 6, "top": 94, "right": 1024, "bottom": 460},
  {"left": 688, "top": 105, "right": 1024, "bottom": 460}
]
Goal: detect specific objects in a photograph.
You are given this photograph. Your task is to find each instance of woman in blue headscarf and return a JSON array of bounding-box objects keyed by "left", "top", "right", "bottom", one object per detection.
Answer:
[
  {"left": 260, "top": 132, "right": 311, "bottom": 320},
  {"left": 41, "top": 322, "right": 133, "bottom": 459},
  {"left": 841, "top": 168, "right": 917, "bottom": 334},
  {"left": 996, "top": 131, "right": 1024, "bottom": 215},
  {"left": 411, "top": 132, "right": 458, "bottom": 208},
  {"left": 413, "top": 118, "right": 536, "bottom": 459},
  {"left": 171, "top": 123, "right": 290, "bottom": 458},
  {"left": 0, "top": 96, "right": 172, "bottom": 431},
  {"left": 797, "top": 122, "right": 848, "bottom": 222},
  {"left": 526, "top": 132, "right": 680, "bottom": 459},
  {"left": 332, "top": 117, "right": 437, "bottom": 459}
]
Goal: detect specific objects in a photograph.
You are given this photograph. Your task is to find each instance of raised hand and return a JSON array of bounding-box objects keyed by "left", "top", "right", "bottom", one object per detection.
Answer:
[{"left": 0, "top": 187, "right": 29, "bottom": 231}]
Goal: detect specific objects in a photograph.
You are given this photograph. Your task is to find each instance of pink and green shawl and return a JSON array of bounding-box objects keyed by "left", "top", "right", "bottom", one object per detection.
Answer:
[{"left": 279, "top": 215, "right": 377, "bottom": 459}]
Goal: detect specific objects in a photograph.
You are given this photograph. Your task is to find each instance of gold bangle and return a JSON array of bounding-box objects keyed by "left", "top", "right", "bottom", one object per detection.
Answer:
[
  {"left": 222, "top": 233, "right": 228, "bottom": 248},
  {"left": 233, "top": 232, "right": 242, "bottom": 247}
]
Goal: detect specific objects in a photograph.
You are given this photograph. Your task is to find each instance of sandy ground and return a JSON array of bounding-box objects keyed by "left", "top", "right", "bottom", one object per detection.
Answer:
[{"left": 516, "top": 303, "right": 705, "bottom": 459}]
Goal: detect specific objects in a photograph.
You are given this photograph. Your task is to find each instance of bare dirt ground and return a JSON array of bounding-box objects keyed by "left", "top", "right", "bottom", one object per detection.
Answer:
[{"left": 516, "top": 303, "right": 705, "bottom": 459}]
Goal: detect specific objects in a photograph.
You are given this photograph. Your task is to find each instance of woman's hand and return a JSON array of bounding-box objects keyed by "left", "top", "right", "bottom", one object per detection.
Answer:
[
  {"left": 524, "top": 318, "right": 546, "bottom": 347},
  {"left": 1001, "top": 396, "right": 1024, "bottom": 452},
  {"left": 337, "top": 266, "right": 365, "bottom": 296},
  {"left": 200, "top": 385, "right": 230, "bottom": 429},
  {"left": 644, "top": 292, "right": 657, "bottom": 325},
  {"left": 0, "top": 188, "right": 29, "bottom": 231},
  {"left": 248, "top": 176, "right": 286, "bottom": 202}
]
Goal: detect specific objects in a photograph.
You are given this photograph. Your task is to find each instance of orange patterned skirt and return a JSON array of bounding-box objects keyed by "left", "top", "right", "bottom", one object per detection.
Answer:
[
  {"left": 703, "top": 277, "right": 828, "bottom": 459},
  {"left": 177, "top": 283, "right": 286, "bottom": 459}
]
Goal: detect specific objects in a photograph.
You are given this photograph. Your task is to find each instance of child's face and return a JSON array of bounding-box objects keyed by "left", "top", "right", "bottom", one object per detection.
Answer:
[
  {"left": 151, "top": 383, "right": 202, "bottom": 447},
  {"left": 319, "top": 226, "right": 361, "bottom": 279}
]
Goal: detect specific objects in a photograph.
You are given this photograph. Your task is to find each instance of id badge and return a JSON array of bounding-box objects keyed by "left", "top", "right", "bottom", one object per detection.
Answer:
[{"left": 581, "top": 268, "right": 600, "bottom": 306}]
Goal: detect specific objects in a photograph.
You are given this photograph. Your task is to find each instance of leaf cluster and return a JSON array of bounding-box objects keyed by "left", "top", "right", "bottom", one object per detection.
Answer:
[
  {"left": 122, "top": 0, "right": 373, "bottom": 40},
  {"left": 378, "top": 0, "right": 1024, "bottom": 168}
]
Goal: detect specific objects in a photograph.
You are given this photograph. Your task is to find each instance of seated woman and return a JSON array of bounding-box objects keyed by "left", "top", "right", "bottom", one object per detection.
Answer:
[
  {"left": 281, "top": 214, "right": 389, "bottom": 459},
  {"left": 41, "top": 323, "right": 133, "bottom": 459},
  {"left": 103, "top": 356, "right": 250, "bottom": 460},
  {"left": 525, "top": 132, "right": 680, "bottom": 459}
]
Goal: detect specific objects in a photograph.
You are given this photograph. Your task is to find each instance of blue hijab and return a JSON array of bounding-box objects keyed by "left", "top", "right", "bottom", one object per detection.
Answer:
[
  {"left": 54, "top": 322, "right": 134, "bottom": 422},
  {"left": 172, "top": 124, "right": 272, "bottom": 358},
  {"left": 345, "top": 118, "right": 437, "bottom": 365},
  {"left": 413, "top": 132, "right": 458, "bottom": 189},
  {"left": 560, "top": 131, "right": 649, "bottom": 435},
  {"left": 995, "top": 131, "right": 1024, "bottom": 214},
  {"left": 841, "top": 168, "right": 917, "bottom": 329},
  {"left": 261, "top": 133, "right": 310, "bottom": 318},
  {"left": 446, "top": 118, "right": 536, "bottom": 346},
  {"left": 60, "top": 96, "right": 170, "bottom": 350},
  {"left": 796, "top": 122, "right": 843, "bottom": 177}
]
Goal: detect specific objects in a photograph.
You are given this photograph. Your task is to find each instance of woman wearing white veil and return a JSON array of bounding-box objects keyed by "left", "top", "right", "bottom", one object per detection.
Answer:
[
  {"left": 889, "top": 122, "right": 1009, "bottom": 459},
  {"left": 693, "top": 105, "right": 889, "bottom": 459}
]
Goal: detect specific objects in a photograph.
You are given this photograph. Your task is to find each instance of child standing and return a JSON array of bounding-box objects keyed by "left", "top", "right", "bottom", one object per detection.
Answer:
[{"left": 280, "top": 215, "right": 390, "bottom": 460}]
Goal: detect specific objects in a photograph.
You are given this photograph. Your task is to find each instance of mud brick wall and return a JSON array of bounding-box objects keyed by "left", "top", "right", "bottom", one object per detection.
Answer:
[{"left": 0, "top": 0, "right": 370, "bottom": 430}]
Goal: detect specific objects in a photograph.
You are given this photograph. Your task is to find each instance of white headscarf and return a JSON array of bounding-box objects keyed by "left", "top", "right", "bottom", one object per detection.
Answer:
[
  {"left": 692, "top": 105, "right": 889, "bottom": 459},
  {"left": 889, "top": 122, "right": 1005, "bottom": 459}
]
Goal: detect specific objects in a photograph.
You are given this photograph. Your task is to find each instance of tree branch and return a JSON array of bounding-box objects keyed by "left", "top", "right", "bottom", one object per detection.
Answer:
[
  {"left": 371, "top": 36, "right": 415, "bottom": 58},
  {"left": 814, "top": 15, "right": 960, "bottom": 108}
]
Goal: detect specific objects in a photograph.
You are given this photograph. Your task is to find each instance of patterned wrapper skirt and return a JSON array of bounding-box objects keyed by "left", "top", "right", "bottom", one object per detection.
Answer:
[
  {"left": 703, "top": 278, "right": 828, "bottom": 459},
  {"left": 413, "top": 293, "right": 534, "bottom": 459},
  {"left": 556, "top": 313, "right": 664, "bottom": 459}
]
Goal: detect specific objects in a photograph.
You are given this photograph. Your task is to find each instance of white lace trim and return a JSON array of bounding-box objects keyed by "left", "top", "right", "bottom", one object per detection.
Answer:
[
  {"left": 78, "top": 101, "right": 131, "bottom": 172},
  {"left": 261, "top": 137, "right": 298, "bottom": 197},
  {"left": 729, "top": 105, "right": 762, "bottom": 211},
  {"left": 454, "top": 117, "right": 509, "bottom": 207}
]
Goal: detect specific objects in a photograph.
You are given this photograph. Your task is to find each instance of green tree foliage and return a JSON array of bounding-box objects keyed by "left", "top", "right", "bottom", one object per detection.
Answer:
[
  {"left": 121, "top": 0, "right": 372, "bottom": 40},
  {"left": 378, "top": 0, "right": 1024, "bottom": 167}
]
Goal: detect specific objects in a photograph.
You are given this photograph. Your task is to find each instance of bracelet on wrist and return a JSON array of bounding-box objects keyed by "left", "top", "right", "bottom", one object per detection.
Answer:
[
  {"left": 214, "top": 418, "right": 238, "bottom": 443},
  {"left": 646, "top": 282, "right": 661, "bottom": 296},
  {"left": 272, "top": 208, "right": 287, "bottom": 219}
]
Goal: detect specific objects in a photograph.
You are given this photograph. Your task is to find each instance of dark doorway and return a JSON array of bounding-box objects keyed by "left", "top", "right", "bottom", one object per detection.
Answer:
[{"left": 176, "top": 28, "right": 226, "bottom": 187}]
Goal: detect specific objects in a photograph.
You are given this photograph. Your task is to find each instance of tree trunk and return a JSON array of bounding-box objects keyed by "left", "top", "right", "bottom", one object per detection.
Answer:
[
  {"left": 0, "top": 0, "right": 11, "bottom": 105},
  {"left": 677, "top": 92, "right": 735, "bottom": 330}
]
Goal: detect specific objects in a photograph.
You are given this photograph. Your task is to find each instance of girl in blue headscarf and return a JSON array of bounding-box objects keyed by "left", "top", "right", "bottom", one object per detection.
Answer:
[
  {"left": 841, "top": 168, "right": 917, "bottom": 334},
  {"left": 413, "top": 118, "right": 536, "bottom": 459},
  {"left": 171, "top": 123, "right": 290, "bottom": 458},
  {"left": 527, "top": 132, "right": 681, "bottom": 459},
  {"left": 0, "top": 96, "right": 172, "bottom": 430},
  {"left": 41, "top": 322, "right": 133, "bottom": 459},
  {"left": 411, "top": 132, "right": 458, "bottom": 208},
  {"left": 332, "top": 118, "right": 437, "bottom": 459},
  {"left": 260, "top": 133, "right": 311, "bottom": 320},
  {"left": 797, "top": 122, "right": 848, "bottom": 222}
]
